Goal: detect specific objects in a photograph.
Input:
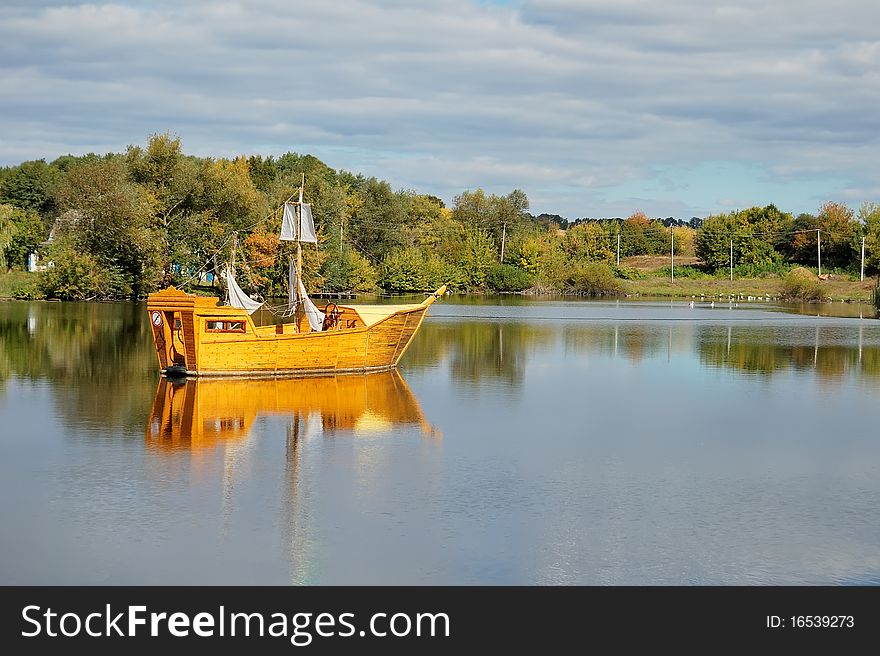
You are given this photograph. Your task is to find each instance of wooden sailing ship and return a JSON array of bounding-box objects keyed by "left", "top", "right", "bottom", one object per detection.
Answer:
[{"left": 147, "top": 178, "right": 445, "bottom": 377}]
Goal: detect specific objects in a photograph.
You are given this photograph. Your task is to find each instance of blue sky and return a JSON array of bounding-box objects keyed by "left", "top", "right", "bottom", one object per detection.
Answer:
[{"left": 1, "top": 0, "right": 878, "bottom": 219}]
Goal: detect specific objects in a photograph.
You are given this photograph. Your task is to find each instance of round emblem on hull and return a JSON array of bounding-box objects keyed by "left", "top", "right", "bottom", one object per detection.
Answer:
[{"left": 151, "top": 310, "right": 162, "bottom": 327}]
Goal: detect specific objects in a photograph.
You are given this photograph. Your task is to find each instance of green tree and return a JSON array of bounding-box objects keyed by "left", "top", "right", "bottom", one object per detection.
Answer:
[
  {"left": 860, "top": 202, "right": 880, "bottom": 273},
  {"left": 454, "top": 226, "right": 497, "bottom": 289},
  {"left": 0, "top": 159, "right": 60, "bottom": 215},
  {"left": 817, "top": 201, "right": 859, "bottom": 269},
  {"left": 198, "top": 157, "right": 267, "bottom": 232},
  {"left": 696, "top": 205, "right": 789, "bottom": 271},
  {"left": 54, "top": 158, "right": 162, "bottom": 298},
  {"left": 247, "top": 155, "right": 280, "bottom": 192},
  {"left": 507, "top": 234, "right": 545, "bottom": 274},
  {"left": 452, "top": 188, "right": 530, "bottom": 257},
  {"left": 321, "top": 247, "right": 377, "bottom": 292},
  {"left": 786, "top": 203, "right": 859, "bottom": 270},
  {"left": 401, "top": 193, "right": 450, "bottom": 250},
  {"left": 783, "top": 212, "right": 819, "bottom": 264},
  {"left": 127, "top": 133, "right": 205, "bottom": 283},
  {"left": 562, "top": 221, "right": 614, "bottom": 262},
  {"left": 0, "top": 204, "right": 15, "bottom": 270},
  {"left": 379, "top": 247, "right": 454, "bottom": 292},
  {"left": 620, "top": 212, "right": 650, "bottom": 256},
  {"left": 345, "top": 178, "right": 408, "bottom": 263},
  {"left": 1, "top": 206, "right": 47, "bottom": 270}
]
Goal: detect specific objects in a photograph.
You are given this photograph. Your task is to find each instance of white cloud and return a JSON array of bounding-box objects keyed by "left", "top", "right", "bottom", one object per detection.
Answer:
[{"left": 1, "top": 0, "right": 878, "bottom": 217}]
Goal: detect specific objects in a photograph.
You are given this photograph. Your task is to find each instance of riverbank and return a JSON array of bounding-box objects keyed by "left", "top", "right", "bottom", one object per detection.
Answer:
[
  {"left": 615, "top": 256, "right": 876, "bottom": 302},
  {"left": 2, "top": 268, "right": 876, "bottom": 304},
  {"left": 622, "top": 276, "right": 876, "bottom": 303}
]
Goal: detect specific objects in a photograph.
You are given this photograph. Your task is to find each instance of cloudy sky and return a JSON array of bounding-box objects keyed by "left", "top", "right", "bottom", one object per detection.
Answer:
[{"left": 2, "top": 0, "right": 878, "bottom": 219}]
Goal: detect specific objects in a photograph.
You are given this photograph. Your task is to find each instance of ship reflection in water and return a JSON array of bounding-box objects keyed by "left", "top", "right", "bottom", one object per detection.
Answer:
[
  {"left": 143, "top": 371, "right": 438, "bottom": 584},
  {"left": 147, "top": 370, "right": 436, "bottom": 450}
]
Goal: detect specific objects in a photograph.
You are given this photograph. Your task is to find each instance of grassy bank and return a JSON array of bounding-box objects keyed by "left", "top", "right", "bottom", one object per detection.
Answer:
[
  {"left": 0, "top": 271, "right": 40, "bottom": 299},
  {"left": 616, "top": 256, "right": 875, "bottom": 303},
  {"left": 2, "top": 265, "right": 875, "bottom": 304},
  {"left": 623, "top": 276, "right": 875, "bottom": 302}
]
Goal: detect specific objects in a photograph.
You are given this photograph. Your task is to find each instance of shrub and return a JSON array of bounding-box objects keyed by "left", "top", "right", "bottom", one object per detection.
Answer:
[
  {"left": 730, "top": 262, "right": 791, "bottom": 278},
  {"left": 379, "top": 247, "right": 461, "bottom": 292},
  {"left": 13, "top": 281, "right": 43, "bottom": 300},
  {"left": 322, "top": 248, "right": 377, "bottom": 292},
  {"left": 612, "top": 266, "right": 645, "bottom": 280},
  {"left": 487, "top": 264, "right": 533, "bottom": 292},
  {"left": 780, "top": 267, "right": 824, "bottom": 301},
  {"left": 563, "top": 262, "right": 622, "bottom": 295},
  {"left": 38, "top": 246, "right": 109, "bottom": 300}
]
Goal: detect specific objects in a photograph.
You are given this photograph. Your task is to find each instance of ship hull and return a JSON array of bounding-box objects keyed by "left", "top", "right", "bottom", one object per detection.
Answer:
[{"left": 146, "top": 286, "right": 444, "bottom": 377}]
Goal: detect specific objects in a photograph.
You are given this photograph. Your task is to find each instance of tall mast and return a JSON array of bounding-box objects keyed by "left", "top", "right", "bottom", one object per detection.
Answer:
[
  {"left": 228, "top": 233, "right": 238, "bottom": 306},
  {"left": 296, "top": 174, "right": 304, "bottom": 324}
]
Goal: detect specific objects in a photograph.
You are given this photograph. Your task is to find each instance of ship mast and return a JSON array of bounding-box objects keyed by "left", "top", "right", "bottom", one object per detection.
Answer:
[
  {"left": 296, "top": 174, "right": 304, "bottom": 325},
  {"left": 280, "top": 173, "right": 320, "bottom": 330}
]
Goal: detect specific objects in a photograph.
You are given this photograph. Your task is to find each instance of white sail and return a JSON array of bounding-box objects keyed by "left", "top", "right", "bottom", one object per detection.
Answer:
[
  {"left": 222, "top": 266, "right": 263, "bottom": 314},
  {"left": 280, "top": 202, "right": 297, "bottom": 241},
  {"left": 280, "top": 202, "right": 317, "bottom": 243},
  {"left": 299, "top": 279, "right": 325, "bottom": 332},
  {"left": 281, "top": 181, "right": 322, "bottom": 330},
  {"left": 299, "top": 203, "right": 318, "bottom": 243}
]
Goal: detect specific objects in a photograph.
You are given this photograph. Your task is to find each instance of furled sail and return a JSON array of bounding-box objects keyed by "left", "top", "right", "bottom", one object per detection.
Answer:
[
  {"left": 286, "top": 258, "right": 325, "bottom": 331},
  {"left": 288, "top": 255, "right": 297, "bottom": 315},
  {"left": 299, "top": 279, "right": 325, "bottom": 332},
  {"left": 280, "top": 202, "right": 318, "bottom": 243},
  {"left": 222, "top": 266, "right": 263, "bottom": 314}
]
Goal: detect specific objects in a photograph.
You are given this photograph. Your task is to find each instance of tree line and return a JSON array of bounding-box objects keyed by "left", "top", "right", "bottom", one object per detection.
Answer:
[{"left": 0, "top": 134, "right": 878, "bottom": 300}]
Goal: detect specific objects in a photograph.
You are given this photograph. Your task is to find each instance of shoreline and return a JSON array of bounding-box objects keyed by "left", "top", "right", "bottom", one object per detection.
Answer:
[
  {"left": 620, "top": 276, "right": 876, "bottom": 303},
  {"left": 2, "top": 270, "right": 877, "bottom": 305}
]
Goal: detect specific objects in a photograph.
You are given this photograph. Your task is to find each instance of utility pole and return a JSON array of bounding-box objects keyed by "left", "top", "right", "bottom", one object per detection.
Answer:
[
  {"left": 500, "top": 222, "right": 507, "bottom": 263},
  {"left": 340, "top": 217, "right": 344, "bottom": 254},
  {"left": 730, "top": 239, "right": 734, "bottom": 281},
  {"left": 861, "top": 236, "right": 866, "bottom": 282},
  {"left": 817, "top": 229, "right": 821, "bottom": 277},
  {"left": 671, "top": 228, "right": 674, "bottom": 282},
  {"left": 616, "top": 231, "right": 621, "bottom": 266}
]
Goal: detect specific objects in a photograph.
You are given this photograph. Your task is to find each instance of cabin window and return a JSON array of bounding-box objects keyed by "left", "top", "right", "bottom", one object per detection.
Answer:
[{"left": 205, "top": 320, "right": 246, "bottom": 333}]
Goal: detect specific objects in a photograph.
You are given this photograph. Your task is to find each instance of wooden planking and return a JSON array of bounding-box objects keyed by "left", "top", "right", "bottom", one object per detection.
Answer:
[
  {"left": 391, "top": 310, "right": 423, "bottom": 363},
  {"left": 334, "top": 330, "right": 370, "bottom": 370},
  {"left": 148, "top": 285, "right": 444, "bottom": 376},
  {"left": 365, "top": 313, "right": 409, "bottom": 367},
  {"left": 197, "top": 320, "right": 404, "bottom": 374},
  {"left": 394, "top": 308, "right": 429, "bottom": 364},
  {"left": 180, "top": 313, "right": 198, "bottom": 370},
  {"left": 150, "top": 318, "right": 169, "bottom": 369}
]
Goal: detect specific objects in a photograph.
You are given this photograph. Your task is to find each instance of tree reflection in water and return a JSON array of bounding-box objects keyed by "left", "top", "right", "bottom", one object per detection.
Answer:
[{"left": 0, "top": 301, "right": 156, "bottom": 429}]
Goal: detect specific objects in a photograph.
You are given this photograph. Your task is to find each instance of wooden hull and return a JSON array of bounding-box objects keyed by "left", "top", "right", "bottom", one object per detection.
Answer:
[{"left": 146, "top": 286, "right": 445, "bottom": 376}]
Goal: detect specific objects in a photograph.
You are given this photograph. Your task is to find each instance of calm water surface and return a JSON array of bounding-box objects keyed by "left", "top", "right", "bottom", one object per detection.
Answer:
[{"left": 1, "top": 296, "right": 878, "bottom": 585}]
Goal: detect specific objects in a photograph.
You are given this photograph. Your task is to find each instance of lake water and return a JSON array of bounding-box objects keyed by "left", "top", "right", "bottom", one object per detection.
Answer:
[{"left": 1, "top": 296, "right": 879, "bottom": 585}]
